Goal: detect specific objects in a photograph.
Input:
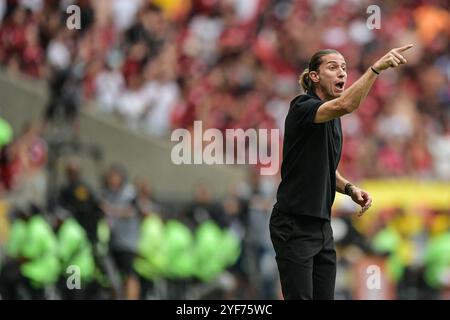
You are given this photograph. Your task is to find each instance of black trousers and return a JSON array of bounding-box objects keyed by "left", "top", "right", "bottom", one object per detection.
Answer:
[{"left": 269, "top": 208, "right": 336, "bottom": 300}]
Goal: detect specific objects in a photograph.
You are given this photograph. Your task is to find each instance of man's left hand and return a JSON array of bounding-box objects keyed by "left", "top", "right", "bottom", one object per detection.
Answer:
[{"left": 349, "top": 186, "right": 372, "bottom": 216}]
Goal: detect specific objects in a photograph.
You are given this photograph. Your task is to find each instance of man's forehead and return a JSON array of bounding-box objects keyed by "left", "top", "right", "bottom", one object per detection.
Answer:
[{"left": 322, "top": 54, "right": 346, "bottom": 64}]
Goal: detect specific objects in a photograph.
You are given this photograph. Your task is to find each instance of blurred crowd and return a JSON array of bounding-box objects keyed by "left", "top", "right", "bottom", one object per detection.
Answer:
[
  {"left": 0, "top": 0, "right": 449, "bottom": 180},
  {"left": 0, "top": 0, "right": 450, "bottom": 300},
  {"left": 0, "top": 120, "right": 46, "bottom": 193},
  {"left": 0, "top": 156, "right": 278, "bottom": 300},
  {"left": 1, "top": 152, "right": 449, "bottom": 300},
  {"left": 331, "top": 202, "right": 450, "bottom": 299}
]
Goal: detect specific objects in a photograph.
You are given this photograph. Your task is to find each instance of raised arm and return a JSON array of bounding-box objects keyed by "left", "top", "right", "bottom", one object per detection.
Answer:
[{"left": 314, "top": 44, "right": 413, "bottom": 123}]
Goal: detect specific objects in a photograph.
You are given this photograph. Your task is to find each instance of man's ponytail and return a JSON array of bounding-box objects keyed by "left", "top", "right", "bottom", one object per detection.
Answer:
[{"left": 299, "top": 68, "right": 311, "bottom": 92}]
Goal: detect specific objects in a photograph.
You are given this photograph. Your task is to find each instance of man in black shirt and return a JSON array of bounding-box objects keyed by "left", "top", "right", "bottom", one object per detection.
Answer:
[{"left": 271, "top": 45, "right": 413, "bottom": 299}]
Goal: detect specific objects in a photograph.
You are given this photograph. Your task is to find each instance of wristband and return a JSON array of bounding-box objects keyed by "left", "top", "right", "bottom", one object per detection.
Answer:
[
  {"left": 371, "top": 66, "right": 380, "bottom": 75},
  {"left": 344, "top": 183, "right": 354, "bottom": 196}
]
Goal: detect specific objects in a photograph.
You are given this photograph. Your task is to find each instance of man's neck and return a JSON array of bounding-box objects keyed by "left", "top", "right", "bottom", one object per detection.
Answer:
[
  {"left": 308, "top": 88, "right": 324, "bottom": 101},
  {"left": 312, "top": 88, "right": 334, "bottom": 101}
]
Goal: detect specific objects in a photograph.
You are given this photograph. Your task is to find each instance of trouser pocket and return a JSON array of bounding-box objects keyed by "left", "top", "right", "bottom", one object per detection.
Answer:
[{"left": 269, "top": 208, "right": 294, "bottom": 242}]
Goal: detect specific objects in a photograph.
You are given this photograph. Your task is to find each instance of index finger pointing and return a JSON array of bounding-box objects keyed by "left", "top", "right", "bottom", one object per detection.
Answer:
[{"left": 396, "top": 44, "right": 414, "bottom": 52}]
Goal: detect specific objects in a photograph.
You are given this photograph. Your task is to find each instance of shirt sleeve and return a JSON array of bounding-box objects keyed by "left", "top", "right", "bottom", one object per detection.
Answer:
[{"left": 291, "top": 96, "right": 324, "bottom": 127}]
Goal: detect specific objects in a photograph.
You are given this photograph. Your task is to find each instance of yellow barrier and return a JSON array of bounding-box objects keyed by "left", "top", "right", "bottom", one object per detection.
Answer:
[
  {"left": 0, "top": 200, "right": 10, "bottom": 244},
  {"left": 335, "top": 179, "right": 450, "bottom": 211},
  {"left": 334, "top": 179, "right": 450, "bottom": 236}
]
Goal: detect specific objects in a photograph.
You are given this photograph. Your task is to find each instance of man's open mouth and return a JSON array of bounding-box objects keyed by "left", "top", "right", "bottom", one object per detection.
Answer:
[{"left": 335, "top": 81, "right": 345, "bottom": 91}]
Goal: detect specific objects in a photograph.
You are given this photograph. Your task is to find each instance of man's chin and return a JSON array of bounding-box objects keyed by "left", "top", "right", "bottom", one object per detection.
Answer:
[
  {"left": 327, "top": 93, "right": 341, "bottom": 100},
  {"left": 332, "top": 90, "right": 344, "bottom": 98}
]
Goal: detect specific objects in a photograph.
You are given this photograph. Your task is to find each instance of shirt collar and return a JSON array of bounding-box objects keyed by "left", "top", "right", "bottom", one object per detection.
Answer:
[{"left": 306, "top": 90, "right": 322, "bottom": 101}]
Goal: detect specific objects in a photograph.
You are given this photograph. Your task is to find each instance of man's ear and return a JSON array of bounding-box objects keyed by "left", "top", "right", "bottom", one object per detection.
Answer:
[{"left": 309, "top": 71, "right": 320, "bottom": 83}]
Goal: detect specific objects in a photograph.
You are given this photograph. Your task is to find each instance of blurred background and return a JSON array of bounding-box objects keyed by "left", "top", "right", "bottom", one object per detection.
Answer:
[{"left": 0, "top": 0, "right": 449, "bottom": 300}]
